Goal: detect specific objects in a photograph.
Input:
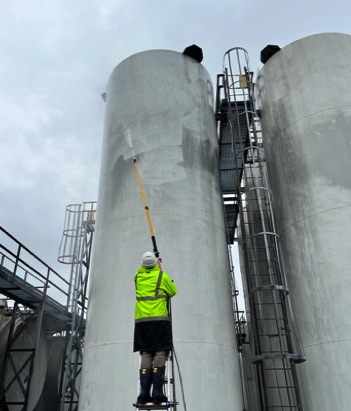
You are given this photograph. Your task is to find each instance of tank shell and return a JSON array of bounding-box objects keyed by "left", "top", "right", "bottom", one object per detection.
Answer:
[
  {"left": 79, "top": 50, "right": 243, "bottom": 410},
  {"left": 257, "top": 33, "right": 351, "bottom": 410},
  {"left": 34, "top": 336, "right": 66, "bottom": 411},
  {"left": 3, "top": 316, "right": 47, "bottom": 411},
  {"left": 0, "top": 317, "right": 11, "bottom": 385}
]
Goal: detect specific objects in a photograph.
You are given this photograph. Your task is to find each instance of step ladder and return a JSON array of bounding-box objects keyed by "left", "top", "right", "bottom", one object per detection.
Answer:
[{"left": 133, "top": 351, "right": 178, "bottom": 410}]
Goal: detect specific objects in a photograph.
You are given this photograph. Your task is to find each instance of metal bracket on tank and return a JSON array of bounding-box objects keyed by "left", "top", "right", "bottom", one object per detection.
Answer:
[
  {"left": 253, "top": 352, "right": 306, "bottom": 364},
  {"left": 250, "top": 284, "right": 290, "bottom": 295}
]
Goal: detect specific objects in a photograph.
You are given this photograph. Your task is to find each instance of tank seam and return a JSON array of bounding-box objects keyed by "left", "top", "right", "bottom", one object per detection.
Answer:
[
  {"left": 266, "top": 103, "right": 351, "bottom": 149},
  {"left": 280, "top": 204, "right": 351, "bottom": 238}
]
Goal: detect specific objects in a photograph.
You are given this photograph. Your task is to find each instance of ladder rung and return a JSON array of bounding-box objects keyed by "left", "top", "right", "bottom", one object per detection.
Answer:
[
  {"left": 265, "top": 386, "right": 296, "bottom": 389},
  {"left": 133, "top": 402, "right": 177, "bottom": 410}
]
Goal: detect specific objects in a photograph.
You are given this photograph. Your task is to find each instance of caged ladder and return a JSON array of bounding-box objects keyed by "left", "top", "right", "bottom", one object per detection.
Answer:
[{"left": 133, "top": 350, "right": 178, "bottom": 410}]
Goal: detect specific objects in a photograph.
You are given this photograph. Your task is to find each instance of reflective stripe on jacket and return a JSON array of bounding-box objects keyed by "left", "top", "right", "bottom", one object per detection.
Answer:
[{"left": 134, "top": 265, "right": 176, "bottom": 321}]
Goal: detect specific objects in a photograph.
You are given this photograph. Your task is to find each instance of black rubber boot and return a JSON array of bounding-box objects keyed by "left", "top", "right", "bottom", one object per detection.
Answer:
[
  {"left": 137, "top": 368, "right": 152, "bottom": 404},
  {"left": 152, "top": 366, "right": 168, "bottom": 404}
]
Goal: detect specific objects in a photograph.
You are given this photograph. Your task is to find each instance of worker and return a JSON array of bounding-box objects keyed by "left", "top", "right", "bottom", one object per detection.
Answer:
[{"left": 134, "top": 251, "right": 177, "bottom": 405}]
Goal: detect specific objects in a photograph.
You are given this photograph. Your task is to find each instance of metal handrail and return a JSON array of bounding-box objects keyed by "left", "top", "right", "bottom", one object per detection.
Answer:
[{"left": 0, "top": 226, "right": 70, "bottom": 306}]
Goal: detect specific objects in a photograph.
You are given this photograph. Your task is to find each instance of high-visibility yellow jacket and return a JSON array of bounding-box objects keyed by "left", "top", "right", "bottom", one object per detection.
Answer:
[
  {"left": 134, "top": 265, "right": 177, "bottom": 320},
  {"left": 133, "top": 265, "right": 176, "bottom": 352}
]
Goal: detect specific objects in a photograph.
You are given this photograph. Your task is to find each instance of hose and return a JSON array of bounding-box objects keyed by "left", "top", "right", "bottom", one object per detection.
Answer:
[{"left": 173, "top": 345, "right": 188, "bottom": 411}]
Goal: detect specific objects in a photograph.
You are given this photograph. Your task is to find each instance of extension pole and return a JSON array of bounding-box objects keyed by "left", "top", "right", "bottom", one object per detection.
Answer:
[
  {"left": 127, "top": 131, "right": 162, "bottom": 269},
  {"left": 133, "top": 158, "right": 161, "bottom": 260}
]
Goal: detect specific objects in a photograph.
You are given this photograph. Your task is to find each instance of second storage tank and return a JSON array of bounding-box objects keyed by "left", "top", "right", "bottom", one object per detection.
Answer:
[{"left": 257, "top": 33, "right": 351, "bottom": 410}]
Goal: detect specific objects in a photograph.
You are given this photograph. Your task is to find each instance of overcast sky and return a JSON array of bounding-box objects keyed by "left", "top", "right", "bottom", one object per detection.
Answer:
[{"left": 1, "top": 0, "right": 350, "bottom": 282}]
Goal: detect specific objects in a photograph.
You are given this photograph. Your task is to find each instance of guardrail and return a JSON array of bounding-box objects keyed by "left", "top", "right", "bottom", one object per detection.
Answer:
[{"left": 0, "top": 226, "right": 70, "bottom": 308}]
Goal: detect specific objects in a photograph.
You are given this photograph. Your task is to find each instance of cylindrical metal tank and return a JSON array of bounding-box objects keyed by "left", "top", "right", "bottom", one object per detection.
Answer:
[
  {"left": 78, "top": 50, "right": 243, "bottom": 410},
  {"left": 34, "top": 336, "right": 66, "bottom": 411},
  {"left": 3, "top": 316, "right": 47, "bottom": 411},
  {"left": 0, "top": 316, "right": 11, "bottom": 385},
  {"left": 257, "top": 33, "right": 351, "bottom": 410}
]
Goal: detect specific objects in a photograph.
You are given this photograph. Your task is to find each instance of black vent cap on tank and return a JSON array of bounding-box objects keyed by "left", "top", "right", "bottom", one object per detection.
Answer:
[{"left": 183, "top": 44, "right": 203, "bottom": 63}]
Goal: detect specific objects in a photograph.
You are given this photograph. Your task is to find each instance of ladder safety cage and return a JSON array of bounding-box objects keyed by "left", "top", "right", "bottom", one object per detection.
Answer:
[
  {"left": 216, "top": 55, "right": 252, "bottom": 411},
  {"left": 58, "top": 201, "right": 97, "bottom": 411},
  {"left": 219, "top": 47, "right": 305, "bottom": 410}
]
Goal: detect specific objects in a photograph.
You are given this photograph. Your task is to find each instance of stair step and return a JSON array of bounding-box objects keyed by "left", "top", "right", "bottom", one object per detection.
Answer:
[{"left": 133, "top": 402, "right": 177, "bottom": 410}]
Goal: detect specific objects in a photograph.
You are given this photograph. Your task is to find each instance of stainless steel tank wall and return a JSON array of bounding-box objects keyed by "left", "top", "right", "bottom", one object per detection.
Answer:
[
  {"left": 1, "top": 316, "right": 66, "bottom": 410},
  {"left": 78, "top": 50, "right": 244, "bottom": 410},
  {"left": 34, "top": 336, "right": 66, "bottom": 411},
  {"left": 3, "top": 316, "right": 48, "bottom": 411},
  {"left": 257, "top": 33, "right": 351, "bottom": 410},
  {"left": 0, "top": 317, "right": 11, "bottom": 387}
]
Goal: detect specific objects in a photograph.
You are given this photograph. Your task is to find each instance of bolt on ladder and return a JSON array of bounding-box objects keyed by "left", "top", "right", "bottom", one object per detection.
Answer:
[{"left": 133, "top": 351, "right": 178, "bottom": 410}]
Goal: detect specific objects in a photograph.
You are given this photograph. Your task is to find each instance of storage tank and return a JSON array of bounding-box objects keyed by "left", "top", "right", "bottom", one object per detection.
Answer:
[
  {"left": 0, "top": 316, "right": 11, "bottom": 388},
  {"left": 78, "top": 49, "right": 244, "bottom": 410},
  {"left": 256, "top": 33, "right": 351, "bottom": 410},
  {"left": 34, "top": 336, "right": 66, "bottom": 411},
  {"left": 2, "top": 316, "right": 47, "bottom": 410}
]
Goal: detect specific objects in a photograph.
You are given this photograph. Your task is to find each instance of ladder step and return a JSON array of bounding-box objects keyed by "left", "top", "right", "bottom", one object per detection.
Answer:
[{"left": 133, "top": 402, "right": 177, "bottom": 410}]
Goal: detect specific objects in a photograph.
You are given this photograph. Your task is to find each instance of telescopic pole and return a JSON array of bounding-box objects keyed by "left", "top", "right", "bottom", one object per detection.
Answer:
[{"left": 127, "top": 131, "right": 162, "bottom": 269}]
